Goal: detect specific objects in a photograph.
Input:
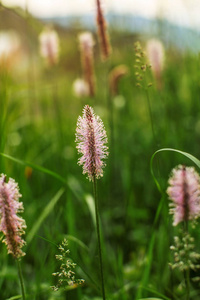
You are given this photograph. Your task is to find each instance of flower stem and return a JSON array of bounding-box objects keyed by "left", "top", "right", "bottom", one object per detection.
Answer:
[
  {"left": 16, "top": 259, "right": 26, "bottom": 300},
  {"left": 93, "top": 176, "right": 106, "bottom": 300},
  {"left": 184, "top": 221, "right": 190, "bottom": 300},
  {"left": 185, "top": 269, "right": 190, "bottom": 300},
  {"left": 145, "top": 87, "right": 157, "bottom": 147}
]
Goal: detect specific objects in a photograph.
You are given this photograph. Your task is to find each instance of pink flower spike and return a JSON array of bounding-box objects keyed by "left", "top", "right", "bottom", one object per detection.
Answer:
[
  {"left": 75, "top": 105, "right": 108, "bottom": 181},
  {"left": 167, "top": 165, "right": 200, "bottom": 226},
  {"left": 0, "top": 174, "right": 26, "bottom": 259}
]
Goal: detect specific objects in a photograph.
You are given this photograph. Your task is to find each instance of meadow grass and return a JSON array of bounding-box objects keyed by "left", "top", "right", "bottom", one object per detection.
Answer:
[{"left": 1, "top": 4, "right": 200, "bottom": 300}]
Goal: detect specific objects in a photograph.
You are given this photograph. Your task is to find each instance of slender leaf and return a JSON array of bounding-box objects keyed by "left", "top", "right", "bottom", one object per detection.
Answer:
[
  {"left": 84, "top": 194, "right": 96, "bottom": 227},
  {"left": 64, "top": 234, "right": 89, "bottom": 252},
  {"left": 150, "top": 148, "right": 200, "bottom": 193},
  {"left": 0, "top": 152, "right": 66, "bottom": 184},
  {"left": 27, "top": 188, "right": 65, "bottom": 243}
]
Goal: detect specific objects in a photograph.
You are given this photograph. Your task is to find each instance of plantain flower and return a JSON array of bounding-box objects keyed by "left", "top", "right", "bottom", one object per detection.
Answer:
[
  {"left": 39, "top": 26, "right": 60, "bottom": 66},
  {"left": 0, "top": 174, "right": 26, "bottom": 259},
  {"left": 79, "top": 32, "right": 96, "bottom": 97},
  {"left": 167, "top": 165, "right": 200, "bottom": 226},
  {"left": 75, "top": 105, "right": 108, "bottom": 181},
  {"left": 96, "top": 0, "right": 112, "bottom": 61},
  {"left": 146, "top": 38, "right": 165, "bottom": 89}
]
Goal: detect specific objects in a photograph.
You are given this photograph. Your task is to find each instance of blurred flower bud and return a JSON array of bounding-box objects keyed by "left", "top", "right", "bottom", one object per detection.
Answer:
[
  {"left": 79, "top": 32, "right": 96, "bottom": 97},
  {"left": 146, "top": 38, "right": 165, "bottom": 89},
  {"left": 109, "top": 65, "right": 129, "bottom": 96},
  {"left": 39, "top": 26, "right": 60, "bottom": 66},
  {"left": 73, "top": 78, "right": 89, "bottom": 98}
]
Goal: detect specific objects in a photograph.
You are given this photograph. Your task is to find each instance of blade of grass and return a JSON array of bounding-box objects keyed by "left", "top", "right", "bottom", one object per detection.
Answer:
[
  {"left": 150, "top": 148, "right": 200, "bottom": 192},
  {"left": 0, "top": 153, "right": 96, "bottom": 225},
  {"left": 27, "top": 188, "right": 65, "bottom": 243},
  {"left": 136, "top": 232, "right": 156, "bottom": 299},
  {"left": 0, "top": 152, "right": 66, "bottom": 184},
  {"left": 64, "top": 234, "right": 89, "bottom": 252},
  {"left": 84, "top": 194, "right": 96, "bottom": 227},
  {"left": 139, "top": 285, "right": 173, "bottom": 300},
  {"left": 139, "top": 298, "right": 166, "bottom": 300},
  {"left": 35, "top": 235, "right": 57, "bottom": 247},
  {"left": 66, "top": 177, "right": 96, "bottom": 225},
  {"left": 6, "top": 296, "right": 22, "bottom": 300}
]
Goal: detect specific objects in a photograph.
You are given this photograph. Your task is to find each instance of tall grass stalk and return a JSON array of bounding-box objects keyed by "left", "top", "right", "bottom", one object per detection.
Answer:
[{"left": 93, "top": 176, "right": 106, "bottom": 300}]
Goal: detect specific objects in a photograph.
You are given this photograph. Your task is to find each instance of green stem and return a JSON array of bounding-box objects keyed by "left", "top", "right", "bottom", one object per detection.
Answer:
[
  {"left": 93, "top": 176, "right": 106, "bottom": 300},
  {"left": 185, "top": 269, "right": 190, "bottom": 300},
  {"left": 184, "top": 221, "right": 190, "bottom": 300},
  {"left": 16, "top": 259, "right": 26, "bottom": 300},
  {"left": 145, "top": 88, "right": 157, "bottom": 147}
]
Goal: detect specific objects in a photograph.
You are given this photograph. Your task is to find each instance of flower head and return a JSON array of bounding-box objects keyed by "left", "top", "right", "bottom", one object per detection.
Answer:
[
  {"left": 78, "top": 32, "right": 95, "bottom": 97},
  {"left": 134, "top": 41, "right": 152, "bottom": 89},
  {"left": 73, "top": 78, "right": 89, "bottom": 98},
  {"left": 146, "top": 38, "right": 165, "bottom": 89},
  {"left": 39, "top": 26, "right": 60, "bottom": 66},
  {"left": 0, "top": 174, "right": 26, "bottom": 259},
  {"left": 75, "top": 105, "right": 108, "bottom": 181},
  {"left": 96, "top": 0, "right": 112, "bottom": 61},
  {"left": 167, "top": 165, "right": 200, "bottom": 226},
  {"left": 51, "top": 239, "right": 84, "bottom": 291}
]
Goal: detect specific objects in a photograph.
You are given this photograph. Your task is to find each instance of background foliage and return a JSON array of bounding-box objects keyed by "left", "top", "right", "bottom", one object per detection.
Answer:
[{"left": 1, "top": 4, "right": 200, "bottom": 300}]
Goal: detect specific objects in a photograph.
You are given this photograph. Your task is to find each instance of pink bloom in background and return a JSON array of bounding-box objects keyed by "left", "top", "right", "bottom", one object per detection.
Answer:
[
  {"left": 0, "top": 174, "right": 26, "bottom": 259},
  {"left": 167, "top": 165, "right": 200, "bottom": 226},
  {"left": 75, "top": 105, "right": 108, "bottom": 181},
  {"left": 39, "top": 26, "right": 60, "bottom": 66},
  {"left": 146, "top": 38, "right": 165, "bottom": 89},
  {"left": 78, "top": 32, "right": 95, "bottom": 97}
]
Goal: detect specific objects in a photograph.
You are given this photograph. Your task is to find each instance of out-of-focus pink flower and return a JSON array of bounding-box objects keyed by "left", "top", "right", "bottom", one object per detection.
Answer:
[
  {"left": 167, "top": 165, "right": 200, "bottom": 226},
  {"left": 73, "top": 78, "right": 89, "bottom": 98},
  {"left": 79, "top": 32, "right": 95, "bottom": 97},
  {"left": 75, "top": 105, "right": 108, "bottom": 181},
  {"left": 0, "top": 174, "right": 26, "bottom": 259},
  {"left": 39, "top": 26, "right": 60, "bottom": 66},
  {"left": 146, "top": 38, "right": 165, "bottom": 89}
]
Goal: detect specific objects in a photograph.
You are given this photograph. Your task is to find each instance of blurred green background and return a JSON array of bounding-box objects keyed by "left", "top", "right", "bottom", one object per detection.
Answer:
[{"left": 1, "top": 3, "right": 200, "bottom": 300}]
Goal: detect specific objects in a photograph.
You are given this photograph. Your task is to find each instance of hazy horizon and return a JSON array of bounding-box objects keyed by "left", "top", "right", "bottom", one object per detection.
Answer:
[{"left": 2, "top": 0, "right": 200, "bottom": 30}]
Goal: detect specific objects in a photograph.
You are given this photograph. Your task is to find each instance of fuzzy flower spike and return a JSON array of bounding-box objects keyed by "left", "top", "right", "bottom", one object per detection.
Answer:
[
  {"left": 0, "top": 174, "right": 26, "bottom": 259},
  {"left": 96, "top": 0, "right": 112, "bottom": 61},
  {"left": 167, "top": 165, "right": 200, "bottom": 226},
  {"left": 75, "top": 105, "right": 108, "bottom": 181},
  {"left": 79, "top": 32, "right": 95, "bottom": 97}
]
